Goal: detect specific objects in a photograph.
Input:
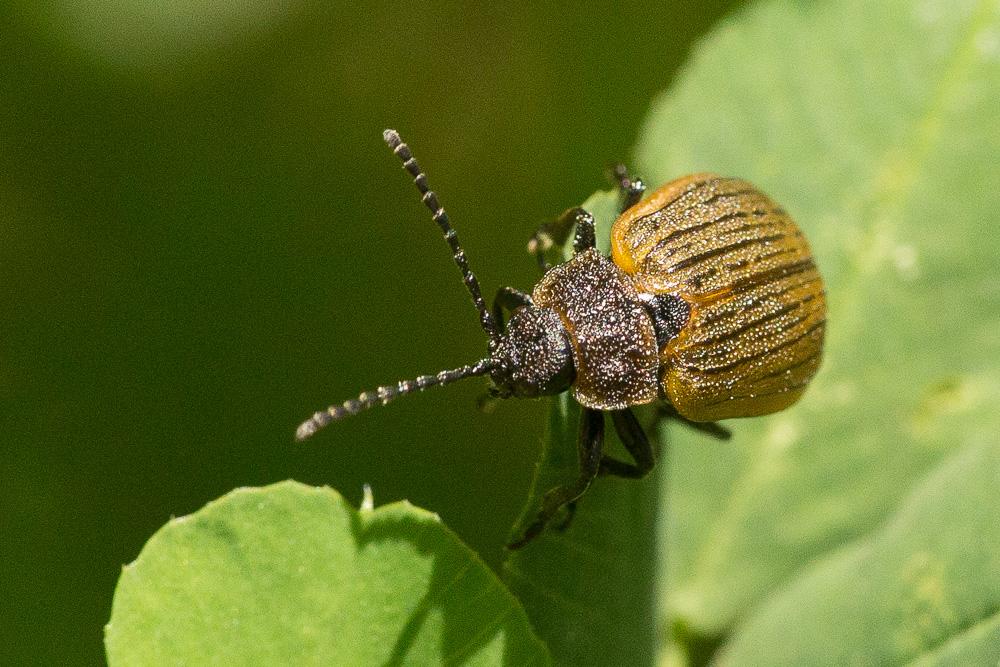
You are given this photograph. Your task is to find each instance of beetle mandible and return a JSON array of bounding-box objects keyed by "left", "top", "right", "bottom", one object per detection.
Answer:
[{"left": 297, "top": 129, "right": 826, "bottom": 549}]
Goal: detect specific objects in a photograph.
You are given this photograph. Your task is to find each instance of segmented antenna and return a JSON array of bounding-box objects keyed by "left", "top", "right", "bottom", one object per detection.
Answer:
[
  {"left": 295, "top": 358, "right": 493, "bottom": 441},
  {"left": 382, "top": 129, "right": 498, "bottom": 340}
]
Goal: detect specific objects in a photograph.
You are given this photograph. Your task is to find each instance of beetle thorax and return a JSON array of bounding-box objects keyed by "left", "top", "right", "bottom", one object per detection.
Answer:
[{"left": 531, "top": 248, "right": 660, "bottom": 410}]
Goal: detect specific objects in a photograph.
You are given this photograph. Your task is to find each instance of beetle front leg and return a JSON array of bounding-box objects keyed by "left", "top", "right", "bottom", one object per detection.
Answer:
[
  {"left": 507, "top": 408, "right": 604, "bottom": 549},
  {"left": 527, "top": 221, "right": 569, "bottom": 273},
  {"left": 492, "top": 286, "right": 533, "bottom": 332},
  {"left": 527, "top": 206, "right": 596, "bottom": 270}
]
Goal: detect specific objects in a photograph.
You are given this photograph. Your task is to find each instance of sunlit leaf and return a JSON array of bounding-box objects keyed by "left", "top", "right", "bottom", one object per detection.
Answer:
[
  {"left": 634, "top": 0, "right": 1000, "bottom": 661},
  {"left": 106, "top": 481, "right": 549, "bottom": 666}
]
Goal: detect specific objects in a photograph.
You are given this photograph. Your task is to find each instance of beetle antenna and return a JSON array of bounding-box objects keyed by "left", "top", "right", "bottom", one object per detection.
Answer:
[
  {"left": 295, "top": 358, "right": 493, "bottom": 441},
  {"left": 383, "top": 129, "right": 499, "bottom": 340}
]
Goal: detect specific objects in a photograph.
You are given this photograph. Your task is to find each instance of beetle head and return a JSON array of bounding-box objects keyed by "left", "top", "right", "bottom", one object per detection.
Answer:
[
  {"left": 489, "top": 306, "right": 575, "bottom": 399},
  {"left": 296, "top": 129, "right": 571, "bottom": 442}
]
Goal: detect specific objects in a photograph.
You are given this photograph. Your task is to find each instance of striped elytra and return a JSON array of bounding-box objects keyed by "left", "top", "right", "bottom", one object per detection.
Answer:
[
  {"left": 297, "top": 130, "right": 826, "bottom": 548},
  {"left": 611, "top": 173, "right": 826, "bottom": 421}
]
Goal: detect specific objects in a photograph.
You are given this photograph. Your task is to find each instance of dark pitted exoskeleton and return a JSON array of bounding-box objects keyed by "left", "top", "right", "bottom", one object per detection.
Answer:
[{"left": 297, "top": 129, "right": 826, "bottom": 549}]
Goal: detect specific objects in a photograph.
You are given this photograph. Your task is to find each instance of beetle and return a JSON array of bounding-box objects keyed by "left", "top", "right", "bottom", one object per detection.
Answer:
[{"left": 297, "top": 129, "right": 826, "bottom": 549}]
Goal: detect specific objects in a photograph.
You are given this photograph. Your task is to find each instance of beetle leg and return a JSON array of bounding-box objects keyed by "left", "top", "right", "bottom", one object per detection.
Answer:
[
  {"left": 570, "top": 208, "right": 596, "bottom": 254},
  {"left": 656, "top": 403, "right": 732, "bottom": 441},
  {"left": 527, "top": 220, "right": 570, "bottom": 272},
  {"left": 507, "top": 408, "right": 604, "bottom": 549},
  {"left": 492, "top": 286, "right": 533, "bottom": 331},
  {"left": 598, "top": 408, "right": 656, "bottom": 478},
  {"left": 610, "top": 163, "right": 646, "bottom": 212},
  {"left": 553, "top": 500, "right": 578, "bottom": 532},
  {"left": 527, "top": 206, "right": 595, "bottom": 271}
]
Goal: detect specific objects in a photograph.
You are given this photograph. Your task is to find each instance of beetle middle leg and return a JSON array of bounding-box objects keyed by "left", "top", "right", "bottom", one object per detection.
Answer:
[
  {"left": 507, "top": 408, "right": 605, "bottom": 549},
  {"left": 610, "top": 163, "right": 646, "bottom": 213},
  {"left": 598, "top": 408, "right": 656, "bottom": 478},
  {"left": 550, "top": 408, "right": 722, "bottom": 533},
  {"left": 552, "top": 408, "right": 655, "bottom": 534}
]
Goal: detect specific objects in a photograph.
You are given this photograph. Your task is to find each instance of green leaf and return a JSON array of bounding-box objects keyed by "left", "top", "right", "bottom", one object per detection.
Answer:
[
  {"left": 503, "top": 191, "right": 661, "bottom": 667},
  {"left": 105, "top": 481, "right": 550, "bottom": 666},
  {"left": 718, "top": 441, "right": 1000, "bottom": 665},
  {"left": 632, "top": 0, "right": 1000, "bottom": 660}
]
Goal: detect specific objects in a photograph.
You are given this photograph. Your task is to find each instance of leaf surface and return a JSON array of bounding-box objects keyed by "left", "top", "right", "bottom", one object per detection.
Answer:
[
  {"left": 632, "top": 0, "right": 1000, "bottom": 660},
  {"left": 719, "top": 441, "right": 1000, "bottom": 665},
  {"left": 106, "top": 481, "right": 549, "bottom": 666},
  {"left": 503, "top": 192, "right": 661, "bottom": 667}
]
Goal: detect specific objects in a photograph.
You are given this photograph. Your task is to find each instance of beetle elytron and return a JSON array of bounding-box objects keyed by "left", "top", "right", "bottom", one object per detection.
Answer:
[{"left": 297, "top": 129, "right": 825, "bottom": 549}]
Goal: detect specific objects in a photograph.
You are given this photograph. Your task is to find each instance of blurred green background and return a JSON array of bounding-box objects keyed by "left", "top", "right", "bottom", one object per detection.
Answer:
[{"left": 1, "top": 1, "right": 743, "bottom": 663}]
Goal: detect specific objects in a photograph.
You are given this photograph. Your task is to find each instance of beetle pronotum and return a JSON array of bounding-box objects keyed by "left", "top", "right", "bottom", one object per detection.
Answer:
[{"left": 297, "top": 130, "right": 825, "bottom": 549}]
